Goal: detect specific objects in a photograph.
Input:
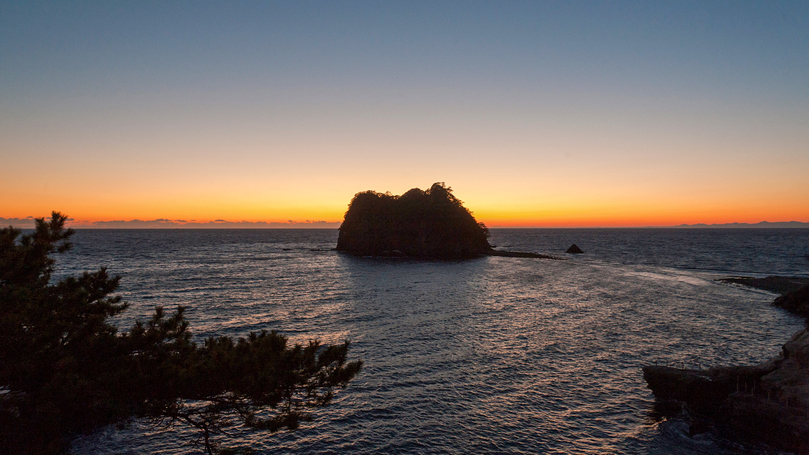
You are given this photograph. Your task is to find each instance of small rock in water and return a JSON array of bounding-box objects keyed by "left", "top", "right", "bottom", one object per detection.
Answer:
[{"left": 565, "top": 244, "right": 584, "bottom": 254}]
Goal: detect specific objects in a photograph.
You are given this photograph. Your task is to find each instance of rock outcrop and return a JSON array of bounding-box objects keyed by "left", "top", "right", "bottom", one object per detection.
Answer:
[
  {"left": 643, "top": 341, "right": 809, "bottom": 452},
  {"left": 565, "top": 244, "right": 583, "bottom": 254},
  {"left": 774, "top": 284, "right": 809, "bottom": 319}
]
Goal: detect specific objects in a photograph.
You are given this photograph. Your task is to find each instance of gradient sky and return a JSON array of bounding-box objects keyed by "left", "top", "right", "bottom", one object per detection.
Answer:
[{"left": 2, "top": 1, "right": 808, "bottom": 227}]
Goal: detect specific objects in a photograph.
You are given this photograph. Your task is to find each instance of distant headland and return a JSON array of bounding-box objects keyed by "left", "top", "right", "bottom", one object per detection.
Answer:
[{"left": 673, "top": 221, "right": 809, "bottom": 228}]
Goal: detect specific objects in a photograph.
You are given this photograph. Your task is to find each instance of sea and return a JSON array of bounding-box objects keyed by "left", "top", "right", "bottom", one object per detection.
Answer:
[{"left": 59, "top": 228, "right": 809, "bottom": 455}]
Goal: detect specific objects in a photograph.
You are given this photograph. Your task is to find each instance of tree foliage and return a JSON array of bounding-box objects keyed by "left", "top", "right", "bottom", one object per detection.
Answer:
[
  {"left": 0, "top": 213, "right": 362, "bottom": 454},
  {"left": 336, "top": 182, "right": 492, "bottom": 258}
]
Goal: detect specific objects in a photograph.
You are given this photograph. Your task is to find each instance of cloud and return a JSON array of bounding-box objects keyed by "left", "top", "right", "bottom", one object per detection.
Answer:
[
  {"left": 1, "top": 216, "right": 79, "bottom": 229},
  {"left": 0, "top": 217, "right": 37, "bottom": 228}
]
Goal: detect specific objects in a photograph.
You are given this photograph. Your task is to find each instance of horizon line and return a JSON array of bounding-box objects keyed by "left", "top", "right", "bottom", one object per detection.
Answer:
[{"left": 3, "top": 217, "right": 809, "bottom": 230}]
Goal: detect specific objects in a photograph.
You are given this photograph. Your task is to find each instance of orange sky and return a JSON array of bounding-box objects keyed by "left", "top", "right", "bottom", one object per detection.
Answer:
[{"left": 3, "top": 175, "right": 807, "bottom": 228}]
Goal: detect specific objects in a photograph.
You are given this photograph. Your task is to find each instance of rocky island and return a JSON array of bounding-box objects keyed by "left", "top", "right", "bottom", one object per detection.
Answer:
[
  {"left": 336, "top": 183, "right": 557, "bottom": 260},
  {"left": 336, "top": 183, "right": 493, "bottom": 258},
  {"left": 643, "top": 279, "right": 809, "bottom": 453}
]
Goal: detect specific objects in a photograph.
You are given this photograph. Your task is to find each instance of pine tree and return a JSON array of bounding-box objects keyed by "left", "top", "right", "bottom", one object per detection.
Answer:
[{"left": 0, "top": 212, "right": 362, "bottom": 454}]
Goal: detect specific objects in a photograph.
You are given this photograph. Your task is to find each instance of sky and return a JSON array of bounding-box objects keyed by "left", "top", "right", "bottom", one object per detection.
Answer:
[{"left": 2, "top": 1, "right": 808, "bottom": 227}]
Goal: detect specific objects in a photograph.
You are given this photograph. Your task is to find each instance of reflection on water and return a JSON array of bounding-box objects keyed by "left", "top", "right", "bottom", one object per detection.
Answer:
[{"left": 65, "top": 229, "right": 807, "bottom": 454}]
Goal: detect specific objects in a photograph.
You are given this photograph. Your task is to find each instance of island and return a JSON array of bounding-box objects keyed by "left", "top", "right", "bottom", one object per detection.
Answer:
[
  {"left": 336, "top": 183, "right": 558, "bottom": 260},
  {"left": 643, "top": 278, "right": 809, "bottom": 453}
]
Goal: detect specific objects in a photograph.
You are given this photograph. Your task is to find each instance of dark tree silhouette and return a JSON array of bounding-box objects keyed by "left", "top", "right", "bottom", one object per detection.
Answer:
[
  {"left": 337, "top": 182, "right": 492, "bottom": 258},
  {"left": 0, "top": 212, "right": 362, "bottom": 455}
]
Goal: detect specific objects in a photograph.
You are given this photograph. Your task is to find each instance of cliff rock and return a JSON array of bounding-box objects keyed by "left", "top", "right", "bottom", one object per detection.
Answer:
[{"left": 773, "top": 284, "right": 809, "bottom": 319}]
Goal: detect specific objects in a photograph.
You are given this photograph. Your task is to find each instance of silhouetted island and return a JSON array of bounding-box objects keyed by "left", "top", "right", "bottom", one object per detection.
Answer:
[
  {"left": 336, "top": 183, "right": 558, "bottom": 260},
  {"left": 336, "top": 183, "right": 492, "bottom": 258}
]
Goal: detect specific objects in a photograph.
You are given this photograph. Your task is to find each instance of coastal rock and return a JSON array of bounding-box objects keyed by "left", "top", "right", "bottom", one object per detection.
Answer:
[
  {"left": 773, "top": 284, "right": 809, "bottom": 319},
  {"left": 762, "top": 329, "right": 809, "bottom": 408},
  {"left": 565, "top": 244, "right": 583, "bottom": 254},
  {"left": 642, "top": 363, "right": 775, "bottom": 413},
  {"left": 720, "top": 392, "right": 809, "bottom": 451},
  {"left": 643, "top": 332, "right": 809, "bottom": 452},
  {"left": 642, "top": 366, "right": 734, "bottom": 409}
]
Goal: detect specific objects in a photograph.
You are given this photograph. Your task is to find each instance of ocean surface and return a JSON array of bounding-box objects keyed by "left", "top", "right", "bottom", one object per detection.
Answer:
[{"left": 59, "top": 228, "right": 809, "bottom": 454}]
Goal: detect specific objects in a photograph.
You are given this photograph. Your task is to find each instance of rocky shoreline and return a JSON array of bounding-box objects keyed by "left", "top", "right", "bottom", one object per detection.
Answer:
[{"left": 643, "top": 277, "right": 809, "bottom": 453}]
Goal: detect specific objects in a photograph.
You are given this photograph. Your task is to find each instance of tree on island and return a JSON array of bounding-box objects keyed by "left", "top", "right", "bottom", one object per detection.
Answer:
[
  {"left": 337, "top": 182, "right": 493, "bottom": 258},
  {"left": 0, "top": 213, "right": 362, "bottom": 455}
]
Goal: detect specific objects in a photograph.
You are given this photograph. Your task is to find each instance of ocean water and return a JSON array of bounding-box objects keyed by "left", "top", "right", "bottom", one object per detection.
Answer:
[{"left": 60, "top": 228, "right": 809, "bottom": 454}]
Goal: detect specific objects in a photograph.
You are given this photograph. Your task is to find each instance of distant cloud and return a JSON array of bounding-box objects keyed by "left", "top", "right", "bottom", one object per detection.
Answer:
[
  {"left": 2, "top": 216, "right": 339, "bottom": 229},
  {"left": 1, "top": 217, "right": 37, "bottom": 228},
  {"left": 674, "top": 221, "right": 809, "bottom": 228}
]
